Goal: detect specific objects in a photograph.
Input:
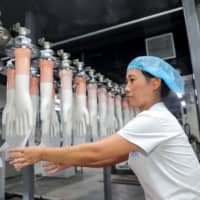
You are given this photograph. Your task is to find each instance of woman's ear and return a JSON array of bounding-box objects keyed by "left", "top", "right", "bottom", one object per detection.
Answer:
[{"left": 151, "top": 78, "right": 161, "bottom": 90}]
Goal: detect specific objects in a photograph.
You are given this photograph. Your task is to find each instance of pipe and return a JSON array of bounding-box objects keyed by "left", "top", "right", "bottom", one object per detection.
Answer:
[{"left": 52, "top": 7, "right": 183, "bottom": 47}]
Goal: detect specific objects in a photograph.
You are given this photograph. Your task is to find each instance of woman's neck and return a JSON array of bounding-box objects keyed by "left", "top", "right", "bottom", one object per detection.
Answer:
[{"left": 139, "top": 96, "right": 161, "bottom": 112}]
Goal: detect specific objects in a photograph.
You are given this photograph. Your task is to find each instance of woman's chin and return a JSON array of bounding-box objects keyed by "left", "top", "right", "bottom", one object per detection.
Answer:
[{"left": 128, "top": 102, "right": 137, "bottom": 108}]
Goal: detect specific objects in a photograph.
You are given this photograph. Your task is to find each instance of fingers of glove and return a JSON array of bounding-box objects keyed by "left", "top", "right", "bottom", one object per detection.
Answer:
[
  {"left": 52, "top": 124, "right": 55, "bottom": 137},
  {"left": 16, "top": 117, "right": 21, "bottom": 135},
  {"left": 49, "top": 125, "right": 53, "bottom": 137},
  {"left": 63, "top": 107, "right": 72, "bottom": 123},
  {"left": 78, "top": 120, "right": 84, "bottom": 137},
  {"left": 63, "top": 123, "right": 70, "bottom": 137},
  {"left": 114, "top": 119, "right": 118, "bottom": 130},
  {"left": 42, "top": 120, "right": 50, "bottom": 136},
  {"left": 82, "top": 120, "right": 87, "bottom": 136},
  {"left": 52, "top": 123, "right": 58, "bottom": 137},
  {"left": 80, "top": 122, "right": 84, "bottom": 137},
  {"left": 2, "top": 108, "right": 8, "bottom": 125},
  {"left": 5, "top": 118, "right": 12, "bottom": 136},
  {"left": 91, "top": 125, "right": 98, "bottom": 138},
  {"left": 78, "top": 123, "right": 81, "bottom": 137},
  {"left": 109, "top": 126, "right": 113, "bottom": 135},
  {"left": 110, "top": 127, "right": 114, "bottom": 135},
  {"left": 27, "top": 110, "right": 33, "bottom": 130},
  {"left": 83, "top": 110, "right": 89, "bottom": 126},
  {"left": 107, "top": 127, "right": 111, "bottom": 136},
  {"left": 19, "top": 117, "right": 25, "bottom": 136},
  {"left": 108, "top": 126, "right": 113, "bottom": 135},
  {"left": 16, "top": 119, "right": 20, "bottom": 136},
  {"left": 23, "top": 114, "right": 29, "bottom": 136},
  {"left": 40, "top": 102, "right": 49, "bottom": 120},
  {"left": 53, "top": 116, "right": 60, "bottom": 137},
  {"left": 78, "top": 122, "right": 82, "bottom": 137},
  {"left": 55, "top": 126, "right": 60, "bottom": 137},
  {"left": 73, "top": 124, "right": 78, "bottom": 137},
  {"left": 77, "top": 123, "right": 81, "bottom": 137},
  {"left": 107, "top": 127, "right": 110, "bottom": 136},
  {"left": 79, "top": 122, "right": 83, "bottom": 137}
]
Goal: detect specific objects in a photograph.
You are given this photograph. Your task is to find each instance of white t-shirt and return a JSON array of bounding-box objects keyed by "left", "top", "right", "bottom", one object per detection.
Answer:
[{"left": 118, "top": 102, "right": 200, "bottom": 200}]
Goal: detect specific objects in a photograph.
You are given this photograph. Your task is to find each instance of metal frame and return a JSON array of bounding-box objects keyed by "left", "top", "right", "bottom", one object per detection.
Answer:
[
  {"left": 21, "top": 11, "right": 36, "bottom": 200},
  {"left": 0, "top": 152, "right": 5, "bottom": 200},
  {"left": 181, "top": 0, "right": 200, "bottom": 131},
  {"left": 103, "top": 167, "right": 112, "bottom": 200}
]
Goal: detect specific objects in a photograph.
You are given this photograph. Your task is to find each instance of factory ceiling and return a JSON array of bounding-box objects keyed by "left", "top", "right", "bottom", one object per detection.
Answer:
[
  {"left": 0, "top": 0, "right": 181, "bottom": 43},
  {"left": 0, "top": 0, "right": 192, "bottom": 83}
]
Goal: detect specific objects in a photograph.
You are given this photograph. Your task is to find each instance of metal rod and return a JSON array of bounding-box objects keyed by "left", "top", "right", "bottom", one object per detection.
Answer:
[
  {"left": 181, "top": 0, "right": 200, "bottom": 138},
  {"left": 21, "top": 12, "right": 36, "bottom": 200},
  {"left": 22, "top": 165, "right": 34, "bottom": 200},
  {"left": 103, "top": 167, "right": 112, "bottom": 200},
  {"left": 52, "top": 7, "right": 183, "bottom": 47},
  {"left": 0, "top": 152, "right": 5, "bottom": 200}
]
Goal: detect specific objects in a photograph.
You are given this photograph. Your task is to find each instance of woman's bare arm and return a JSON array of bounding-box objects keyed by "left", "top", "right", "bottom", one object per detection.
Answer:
[
  {"left": 9, "top": 134, "right": 139, "bottom": 169},
  {"left": 83, "top": 154, "right": 128, "bottom": 168}
]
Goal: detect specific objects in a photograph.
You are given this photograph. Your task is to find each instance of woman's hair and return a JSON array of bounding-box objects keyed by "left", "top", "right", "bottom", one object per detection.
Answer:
[{"left": 142, "top": 71, "right": 170, "bottom": 99}]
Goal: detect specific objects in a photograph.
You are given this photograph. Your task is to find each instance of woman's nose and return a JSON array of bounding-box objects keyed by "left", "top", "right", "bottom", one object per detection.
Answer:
[{"left": 125, "top": 83, "right": 130, "bottom": 94}]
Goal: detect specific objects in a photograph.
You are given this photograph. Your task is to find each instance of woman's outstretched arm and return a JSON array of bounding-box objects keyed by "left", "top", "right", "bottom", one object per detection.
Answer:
[{"left": 9, "top": 134, "right": 139, "bottom": 169}]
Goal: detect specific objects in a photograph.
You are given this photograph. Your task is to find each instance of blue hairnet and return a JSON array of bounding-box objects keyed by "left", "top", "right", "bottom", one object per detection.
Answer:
[{"left": 127, "top": 56, "right": 184, "bottom": 94}]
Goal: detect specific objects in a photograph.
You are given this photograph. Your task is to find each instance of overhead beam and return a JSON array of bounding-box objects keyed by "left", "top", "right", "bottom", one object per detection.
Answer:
[{"left": 52, "top": 7, "right": 183, "bottom": 47}]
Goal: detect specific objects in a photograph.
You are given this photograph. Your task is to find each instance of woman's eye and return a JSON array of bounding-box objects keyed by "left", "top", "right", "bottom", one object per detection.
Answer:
[{"left": 130, "top": 78, "right": 135, "bottom": 83}]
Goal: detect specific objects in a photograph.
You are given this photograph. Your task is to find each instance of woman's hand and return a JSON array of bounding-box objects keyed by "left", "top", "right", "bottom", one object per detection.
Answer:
[
  {"left": 43, "top": 162, "right": 71, "bottom": 174},
  {"left": 8, "top": 146, "right": 45, "bottom": 170}
]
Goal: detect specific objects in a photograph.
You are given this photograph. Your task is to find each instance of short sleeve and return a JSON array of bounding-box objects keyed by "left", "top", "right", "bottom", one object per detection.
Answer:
[{"left": 118, "top": 111, "right": 182, "bottom": 154}]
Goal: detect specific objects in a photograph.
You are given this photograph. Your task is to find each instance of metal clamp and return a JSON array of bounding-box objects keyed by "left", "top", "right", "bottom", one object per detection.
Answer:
[
  {"left": 96, "top": 73, "right": 106, "bottom": 88},
  {"left": 57, "top": 49, "right": 73, "bottom": 70},
  {"left": 0, "top": 20, "right": 11, "bottom": 46},
  {"left": 38, "top": 37, "right": 55, "bottom": 60},
  {"left": 30, "top": 60, "right": 40, "bottom": 77},
  {"left": 12, "top": 23, "right": 32, "bottom": 48},
  {"left": 73, "top": 59, "right": 87, "bottom": 77},
  {"left": 85, "top": 67, "right": 97, "bottom": 83},
  {"left": 6, "top": 58, "right": 15, "bottom": 69}
]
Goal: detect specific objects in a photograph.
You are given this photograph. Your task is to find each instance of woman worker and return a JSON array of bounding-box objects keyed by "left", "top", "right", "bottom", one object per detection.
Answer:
[{"left": 9, "top": 56, "right": 200, "bottom": 199}]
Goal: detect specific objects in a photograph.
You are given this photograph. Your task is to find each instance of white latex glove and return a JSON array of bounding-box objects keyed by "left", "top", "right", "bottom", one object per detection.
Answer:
[
  {"left": 61, "top": 89, "right": 73, "bottom": 123},
  {"left": 87, "top": 83, "right": 98, "bottom": 141},
  {"left": 15, "top": 75, "right": 33, "bottom": 136},
  {"left": 115, "top": 95, "right": 123, "bottom": 129},
  {"left": 29, "top": 95, "right": 39, "bottom": 145},
  {"left": 73, "top": 94, "right": 89, "bottom": 137},
  {"left": 122, "top": 97, "right": 131, "bottom": 125},
  {"left": 50, "top": 101, "right": 60, "bottom": 138},
  {"left": 40, "top": 82, "right": 53, "bottom": 136},
  {"left": 106, "top": 92, "right": 118, "bottom": 136},
  {"left": 98, "top": 87, "right": 107, "bottom": 138},
  {"left": 2, "top": 89, "right": 16, "bottom": 138},
  {"left": 61, "top": 89, "right": 73, "bottom": 146},
  {"left": 31, "top": 95, "right": 39, "bottom": 130},
  {"left": 59, "top": 69, "right": 73, "bottom": 146}
]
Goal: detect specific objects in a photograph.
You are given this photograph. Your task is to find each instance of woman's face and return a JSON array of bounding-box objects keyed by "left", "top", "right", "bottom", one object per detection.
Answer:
[{"left": 125, "top": 69, "right": 161, "bottom": 111}]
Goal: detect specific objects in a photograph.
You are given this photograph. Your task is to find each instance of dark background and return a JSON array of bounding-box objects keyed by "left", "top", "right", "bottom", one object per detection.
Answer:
[{"left": 0, "top": 0, "right": 192, "bottom": 84}]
